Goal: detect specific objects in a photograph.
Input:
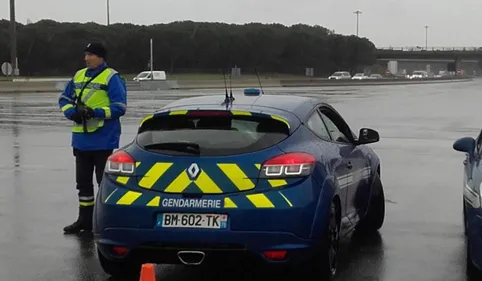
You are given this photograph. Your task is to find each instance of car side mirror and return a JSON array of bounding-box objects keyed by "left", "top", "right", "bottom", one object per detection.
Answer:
[
  {"left": 453, "top": 137, "right": 475, "bottom": 156},
  {"left": 356, "top": 128, "right": 379, "bottom": 145}
]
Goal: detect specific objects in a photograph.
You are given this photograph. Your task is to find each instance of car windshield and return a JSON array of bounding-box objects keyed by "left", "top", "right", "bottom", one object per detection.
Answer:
[
  {"left": 413, "top": 71, "right": 425, "bottom": 75},
  {"left": 354, "top": 73, "right": 363, "bottom": 76},
  {"left": 136, "top": 113, "right": 290, "bottom": 156},
  {"left": 137, "top": 72, "right": 150, "bottom": 78},
  {"left": 333, "top": 72, "right": 342, "bottom": 76}
]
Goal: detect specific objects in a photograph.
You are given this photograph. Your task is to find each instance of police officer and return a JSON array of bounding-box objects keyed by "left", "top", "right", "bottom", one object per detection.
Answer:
[{"left": 58, "top": 42, "right": 127, "bottom": 234}]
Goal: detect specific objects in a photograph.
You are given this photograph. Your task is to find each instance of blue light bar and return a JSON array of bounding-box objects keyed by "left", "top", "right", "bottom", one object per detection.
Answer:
[{"left": 244, "top": 88, "right": 261, "bottom": 96}]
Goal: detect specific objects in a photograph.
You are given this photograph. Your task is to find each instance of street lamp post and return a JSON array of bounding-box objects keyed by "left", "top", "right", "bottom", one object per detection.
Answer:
[
  {"left": 425, "top": 25, "right": 428, "bottom": 50},
  {"left": 9, "top": 0, "right": 17, "bottom": 72},
  {"left": 354, "top": 10, "right": 362, "bottom": 36},
  {"left": 107, "top": 0, "right": 110, "bottom": 25}
]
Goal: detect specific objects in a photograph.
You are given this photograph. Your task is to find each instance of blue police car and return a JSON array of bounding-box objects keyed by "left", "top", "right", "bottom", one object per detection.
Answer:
[
  {"left": 93, "top": 89, "right": 385, "bottom": 279},
  {"left": 454, "top": 134, "right": 482, "bottom": 275}
]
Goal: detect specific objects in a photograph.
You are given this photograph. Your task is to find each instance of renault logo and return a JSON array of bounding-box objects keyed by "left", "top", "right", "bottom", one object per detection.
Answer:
[{"left": 187, "top": 163, "right": 200, "bottom": 179}]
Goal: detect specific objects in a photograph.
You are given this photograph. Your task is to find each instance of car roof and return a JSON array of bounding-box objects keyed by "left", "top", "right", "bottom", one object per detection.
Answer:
[{"left": 153, "top": 93, "right": 325, "bottom": 128}]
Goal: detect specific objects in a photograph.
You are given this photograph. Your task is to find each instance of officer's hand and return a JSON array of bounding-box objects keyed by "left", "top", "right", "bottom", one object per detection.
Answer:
[
  {"left": 83, "top": 107, "right": 95, "bottom": 119},
  {"left": 70, "top": 111, "right": 83, "bottom": 124}
]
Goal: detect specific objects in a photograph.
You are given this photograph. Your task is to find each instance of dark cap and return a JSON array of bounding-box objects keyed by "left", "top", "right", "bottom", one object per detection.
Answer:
[{"left": 84, "top": 42, "right": 107, "bottom": 58}]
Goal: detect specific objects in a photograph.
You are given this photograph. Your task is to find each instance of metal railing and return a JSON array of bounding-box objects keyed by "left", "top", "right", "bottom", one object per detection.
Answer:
[{"left": 378, "top": 47, "right": 482, "bottom": 52}]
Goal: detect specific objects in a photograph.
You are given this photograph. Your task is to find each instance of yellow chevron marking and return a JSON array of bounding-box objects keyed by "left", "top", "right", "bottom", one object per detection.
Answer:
[
  {"left": 246, "top": 193, "right": 275, "bottom": 208},
  {"left": 147, "top": 196, "right": 160, "bottom": 207},
  {"left": 169, "top": 110, "right": 188, "bottom": 115},
  {"left": 139, "top": 114, "right": 153, "bottom": 127},
  {"left": 164, "top": 170, "right": 192, "bottom": 193},
  {"left": 116, "top": 177, "right": 129, "bottom": 184},
  {"left": 104, "top": 188, "right": 118, "bottom": 203},
  {"left": 138, "top": 162, "right": 173, "bottom": 189},
  {"left": 116, "top": 162, "right": 142, "bottom": 184},
  {"left": 218, "top": 163, "right": 255, "bottom": 191},
  {"left": 255, "top": 164, "right": 287, "bottom": 187},
  {"left": 270, "top": 115, "right": 290, "bottom": 128},
  {"left": 224, "top": 198, "right": 238, "bottom": 208},
  {"left": 195, "top": 171, "right": 223, "bottom": 193},
  {"left": 279, "top": 191, "right": 293, "bottom": 207},
  {"left": 116, "top": 191, "right": 142, "bottom": 205},
  {"left": 231, "top": 110, "right": 252, "bottom": 116}
]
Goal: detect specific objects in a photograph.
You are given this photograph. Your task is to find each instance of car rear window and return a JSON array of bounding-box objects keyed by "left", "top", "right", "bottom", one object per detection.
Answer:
[{"left": 136, "top": 114, "right": 290, "bottom": 156}]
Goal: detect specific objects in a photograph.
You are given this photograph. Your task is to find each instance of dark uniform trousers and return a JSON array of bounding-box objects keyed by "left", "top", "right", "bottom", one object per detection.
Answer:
[{"left": 63, "top": 148, "right": 112, "bottom": 234}]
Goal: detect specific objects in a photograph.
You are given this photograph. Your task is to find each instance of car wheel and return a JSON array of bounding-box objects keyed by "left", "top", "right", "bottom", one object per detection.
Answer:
[
  {"left": 356, "top": 172, "right": 385, "bottom": 233},
  {"left": 304, "top": 201, "right": 340, "bottom": 280},
  {"left": 97, "top": 248, "right": 142, "bottom": 278}
]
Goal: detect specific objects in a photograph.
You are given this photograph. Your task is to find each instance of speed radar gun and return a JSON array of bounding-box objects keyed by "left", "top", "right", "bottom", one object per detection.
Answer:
[{"left": 73, "top": 99, "right": 88, "bottom": 133}]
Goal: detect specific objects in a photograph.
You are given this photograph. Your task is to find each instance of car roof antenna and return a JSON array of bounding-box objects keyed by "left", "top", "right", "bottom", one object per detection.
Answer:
[
  {"left": 229, "top": 70, "right": 234, "bottom": 101},
  {"left": 221, "top": 69, "right": 234, "bottom": 110},
  {"left": 222, "top": 69, "right": 229, "bottom": 103},
  {"left": 255, "top": 68, "right": 264, "bottom": 95}
]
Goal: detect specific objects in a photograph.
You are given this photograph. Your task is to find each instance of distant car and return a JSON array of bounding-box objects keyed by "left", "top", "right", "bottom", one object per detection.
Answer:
[
  {"left": 453, "top": 133, "right": 482, "bottom": 275},
  {"left": 94, "top": 89, "right": 385, "bottom": 280},
  {"left": 133, "top": 70, "right": 167, "bottom": 81},
  {"left": 409, "top": 71, "right": 428, "bottom": 79},
  {"left": 352, "top": 73, "right": 369, "bottom": 80},
  {"left": 328, "top": 71, "right": 351, "bottom": 80},
  {"left": 368, "top": 74, "right": 383, "bottom": 79}
]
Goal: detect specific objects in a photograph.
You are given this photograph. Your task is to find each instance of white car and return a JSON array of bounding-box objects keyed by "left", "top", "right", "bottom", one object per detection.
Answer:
[
  {"left": 368, "top": 74, "right": 383, "bottom": 79},
  {"left": 351, "top": 73, "right": 369, "bottom": 80},
  {"left": 328, "top": 71, "right": 351, "bottom": 80},
  {"left": 409, "top": 71, "right": 428, "bottom": 79}
]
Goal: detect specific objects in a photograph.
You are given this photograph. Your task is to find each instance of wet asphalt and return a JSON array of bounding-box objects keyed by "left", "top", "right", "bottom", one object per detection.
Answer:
[{"left": 1, "top": 80, "right": 481, "bottom": 281}]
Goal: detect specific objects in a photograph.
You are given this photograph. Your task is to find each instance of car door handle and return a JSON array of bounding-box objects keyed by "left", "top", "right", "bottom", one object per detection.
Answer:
[{"left": 346, "top": 161, "right": 353, "bottom": 169}]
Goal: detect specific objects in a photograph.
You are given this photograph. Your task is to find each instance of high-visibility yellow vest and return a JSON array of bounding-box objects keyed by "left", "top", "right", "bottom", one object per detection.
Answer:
[{"left": 72, "top": 67, "right": 118, "bottom": 133}]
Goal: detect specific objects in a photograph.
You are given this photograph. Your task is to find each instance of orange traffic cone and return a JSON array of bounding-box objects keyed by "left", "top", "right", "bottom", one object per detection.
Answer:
[{"left": 139, "top": 263, "right": 156, "bottom": 281}]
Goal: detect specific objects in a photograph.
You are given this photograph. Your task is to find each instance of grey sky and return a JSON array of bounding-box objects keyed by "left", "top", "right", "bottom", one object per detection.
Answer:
[{"left": 2, "top": 0, "right": 482, "bottom": 48}]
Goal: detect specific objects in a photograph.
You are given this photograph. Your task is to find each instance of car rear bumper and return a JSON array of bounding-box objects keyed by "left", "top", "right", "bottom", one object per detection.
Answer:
[
  {"left": 467, "top": 209, "right": 482, "bottom": 269},
  {"left": 94, "top": 173, "right": 333, "bottom": 265},
  {"left": 95, "top": 227, "right": 318, "bottom": 265}
]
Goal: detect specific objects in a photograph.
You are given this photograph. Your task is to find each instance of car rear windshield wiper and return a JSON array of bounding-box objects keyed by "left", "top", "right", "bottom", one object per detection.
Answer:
[{"left": 143, "top": 142, "right": 201, "bottom": 154}]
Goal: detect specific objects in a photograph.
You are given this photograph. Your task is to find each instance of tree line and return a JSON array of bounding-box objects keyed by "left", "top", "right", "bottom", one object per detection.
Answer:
[{"left": 0, "top": 20, "right": 377, "bottom": 77}]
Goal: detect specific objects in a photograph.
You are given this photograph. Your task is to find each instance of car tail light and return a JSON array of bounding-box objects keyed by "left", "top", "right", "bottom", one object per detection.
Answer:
[
  {"left": 112, "top": 246, "right": 129, "bottom": 256},
  {"left": 260, "top": 152, "right": 315, "bottom": 178},
  {"left": 263, "top": 250, "right": 287, "bottom": 260},
  {"left": 105, "top": 150, "right": 135, "bottom": 175}
]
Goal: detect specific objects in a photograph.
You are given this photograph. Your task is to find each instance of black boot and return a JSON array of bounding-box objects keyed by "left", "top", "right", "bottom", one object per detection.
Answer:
[{"left": 63, "top": 206, "right": 93, "bottom": 234}]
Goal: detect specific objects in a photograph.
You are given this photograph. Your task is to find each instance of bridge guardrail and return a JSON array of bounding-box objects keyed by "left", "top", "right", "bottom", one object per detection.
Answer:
[{"left": 378, "top": 47, "right": 482, "bottom": 52}]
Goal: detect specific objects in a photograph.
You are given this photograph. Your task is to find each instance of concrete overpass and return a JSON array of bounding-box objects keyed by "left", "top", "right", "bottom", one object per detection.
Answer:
[
  {"left": 375, "top": 47, "right": 482, "bottom": 75},
  {"left": 376, "top": 47, "right": 482, "bottom": 60}
]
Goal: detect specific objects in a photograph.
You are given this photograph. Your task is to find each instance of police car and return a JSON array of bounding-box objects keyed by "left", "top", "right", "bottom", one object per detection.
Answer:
[{"left": 93, "top": 88, "right": 385, "bottom": 279}]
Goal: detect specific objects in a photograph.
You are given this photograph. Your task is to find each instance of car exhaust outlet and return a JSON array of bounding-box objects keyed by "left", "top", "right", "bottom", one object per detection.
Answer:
[{"left": 177, "top": 251, "right": 206, "bottom": 265}]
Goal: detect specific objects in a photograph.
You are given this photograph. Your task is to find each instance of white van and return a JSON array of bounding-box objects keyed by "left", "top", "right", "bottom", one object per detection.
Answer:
[{"left": 133, "top": 71, "right": 167, "bottom": 81}]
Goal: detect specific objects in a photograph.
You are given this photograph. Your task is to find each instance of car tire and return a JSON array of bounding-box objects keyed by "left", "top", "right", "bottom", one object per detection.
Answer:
[
  {"left": 356, "top": 172, "right": 385, "bottom": 233},
  {"left": 97, "top": 248, "right": 142, "bottom": 278},
  {"left": 304, "top": 200, "right": 340, "bottom": 280}
]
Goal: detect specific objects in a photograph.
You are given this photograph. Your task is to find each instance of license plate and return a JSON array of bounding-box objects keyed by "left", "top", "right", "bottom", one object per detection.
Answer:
[{"left": 157, "top": 213, "right": 228, "bottom": 229}]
